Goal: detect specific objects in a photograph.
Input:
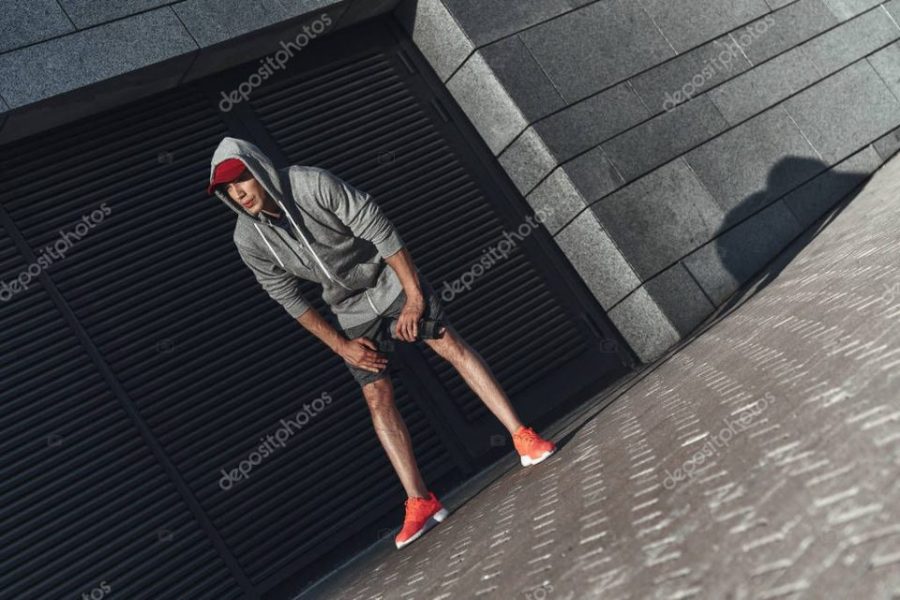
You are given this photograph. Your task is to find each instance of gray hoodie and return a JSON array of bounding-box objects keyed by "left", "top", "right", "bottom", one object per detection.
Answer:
[{"left": 209, "top": 136, "right": 406, "bottom": 329}]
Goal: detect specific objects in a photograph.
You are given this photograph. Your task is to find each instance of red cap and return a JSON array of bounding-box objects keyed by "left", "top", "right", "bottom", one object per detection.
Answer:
[{"left": 207, "top": 158, "right": 247, "bottom": 195}]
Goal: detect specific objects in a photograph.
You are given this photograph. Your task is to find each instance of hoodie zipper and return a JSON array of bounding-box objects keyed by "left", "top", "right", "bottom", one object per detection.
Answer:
[
  {"left": 274, "top": 197, "right": 355, "bottom": 292},
  {"left": 259, "top": 215, "right": 382, "bottom": 317},
  {"left": 364, "top": 289, "right": 380, "bottom": 316},
  {"left": 216, "top": 149, "right": 382, "bottom": 319}
]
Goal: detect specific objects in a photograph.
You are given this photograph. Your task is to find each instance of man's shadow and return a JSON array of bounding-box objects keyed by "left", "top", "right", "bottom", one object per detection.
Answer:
[{"left": 708, "top": 154, "right": 874, "bottom": 317}]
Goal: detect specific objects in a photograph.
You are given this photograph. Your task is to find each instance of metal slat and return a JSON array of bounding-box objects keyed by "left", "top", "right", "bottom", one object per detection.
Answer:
[{"left": 0, "top": 216, "right": 242, "bottom": 599}]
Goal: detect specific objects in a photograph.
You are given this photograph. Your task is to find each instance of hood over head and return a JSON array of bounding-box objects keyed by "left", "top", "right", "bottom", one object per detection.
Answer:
[
  {"left": 209, "top": 136, "right": 285, "bottom": 222},
  {"left": 209, "top": 135, "right": 337, "bottom": 283}
]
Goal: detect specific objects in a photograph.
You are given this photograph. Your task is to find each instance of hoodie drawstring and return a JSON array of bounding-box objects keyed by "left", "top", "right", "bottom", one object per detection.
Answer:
[
  {"left": 210, "top": 137, "right": 357, "bottom": 294},
  {"left": 255, "top": 199, "right": 382, "bottom": 315},
  {"left": 273, "top": 196, "right": 355, "bottom": 291},
  {"left": 253, "top": 223, "right": 286, "bottom": 269}
]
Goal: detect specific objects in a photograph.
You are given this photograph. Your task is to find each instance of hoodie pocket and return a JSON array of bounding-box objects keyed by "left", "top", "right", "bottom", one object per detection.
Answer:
[{"left": 347, "top": 260, "right": 382, "bottom": 289}]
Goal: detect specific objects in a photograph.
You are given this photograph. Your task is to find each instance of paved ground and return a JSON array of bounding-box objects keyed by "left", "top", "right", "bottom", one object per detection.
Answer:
[{"left": 298, "top": 155, "right": 900, "bottom": 600}]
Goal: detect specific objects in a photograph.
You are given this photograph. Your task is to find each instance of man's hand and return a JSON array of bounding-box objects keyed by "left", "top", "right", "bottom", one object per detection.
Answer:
[
  {"left": 394, "top": 295, "right": 425, "bottom": 342},
  {"left": 383, "top": 249, "right": 427, "bottom": 342},
  {"left": 337, "top": 337, "right": 389, "bottom": 373}
]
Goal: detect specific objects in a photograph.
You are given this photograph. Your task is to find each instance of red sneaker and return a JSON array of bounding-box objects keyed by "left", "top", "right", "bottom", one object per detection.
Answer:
[
  {"left": 394, "top": 491, "right": 449, "bottom": 549},
  {"left": 513, "top": 426, "right": 557, "bottom": 466}
]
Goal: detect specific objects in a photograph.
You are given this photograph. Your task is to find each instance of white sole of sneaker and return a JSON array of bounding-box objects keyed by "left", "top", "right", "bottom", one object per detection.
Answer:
[
  {"left": 520, "top": 447, "right": 556, "bottom": 467},
  {"left": 395, "top": 507, "right": 449, "bottom": 549}
]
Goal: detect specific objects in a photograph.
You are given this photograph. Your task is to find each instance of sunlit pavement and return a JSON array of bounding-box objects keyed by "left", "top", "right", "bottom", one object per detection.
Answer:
[{"left": 299, "top": 156, "right": 900, "bottom": 600}]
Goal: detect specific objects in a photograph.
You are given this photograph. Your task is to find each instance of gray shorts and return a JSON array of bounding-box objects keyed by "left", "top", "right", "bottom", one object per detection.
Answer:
[{"left": 339, "top": 276, "right": 449, "bottom": 388}]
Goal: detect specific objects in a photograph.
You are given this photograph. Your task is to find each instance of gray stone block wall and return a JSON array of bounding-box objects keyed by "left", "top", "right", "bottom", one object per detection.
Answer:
[
  {"left": 0, "top": 0, "right": 401, "bottom": 144},
  {"left": 395, "top": 0, "right": 900, "bottom": 362}
]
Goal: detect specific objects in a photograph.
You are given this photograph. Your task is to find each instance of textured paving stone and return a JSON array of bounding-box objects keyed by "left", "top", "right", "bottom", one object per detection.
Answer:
[
  {"left": 684, "top": 106, "right": 823, "bottom": 225},
  {"left": 590, "top": 158, "right": 726, "bottom": 280},
  {"left": 531, "top": 82, "right": 649, "bottom": 164},
  {"left": 172, "top": 0, "right": 342, "bottom": 47},
  {"left": 523, "top": 167, "right": 589, "bottom": 236},
  {"left": 295, "top": 152, "right": 900, "bottom": 600},
  {"left": 709, "top": 44, "right": 825, "bottom": 126},
  {"left": 824, "top": 0, "right": 887, "bottom": 20},
  {"left": 563, "top": 146, "right": 625, "bottom": 203},
  {"left": 479, "top": 35, "right": 567, "bottom": 122},
  {"left": 644, "top": 262, "right": 717, "bottom": 337},
  {"left": 740, "top": 0, "right": 837, "bottom": 64},
  {"left": 56, "top": 0, "right": 171, "bottom": 28},
  {"left": 602, "top": 95, "right": 729, "bottom": 184},
  {"left": 500, "top": 127, "right": 559, "bottom": 196},
  {"left": 638, "top": 0, "right": 770, "bottom": 53},
  {"left": 801, "top": 5, "right": 900, "bottom": 75},
  {"left": 683, "top": 199, "right": 804, "bottom": 305},
  {"left": 869, "top": 41, "right": 900, "bottom": 102},
  {"left": 554, "top": 210, "right": 642, "bottom": 310},
  {"left": 887, "top": 0, "right": 900, "bottom": 22},
  {"left": 784, "top": 60, "right": 900, "bottom": 164},
  {"left": 783, "top": 145, "right": 882, "bottom": 230},
  {"left": 446, "top": 50, "right": 530, "bottom": 155},
  {"left": 0, "top": 0, "right": 73, "bottom": 54},
  {"left": 0, "top": 8, "right": 196, "bottom": 108},
  {"left": 520, "top": 1, "right": 674, "bottom": 103},
  {"left": 630, "top": 32, "right": 753, "bottom": 116},
  {"left": 393, "top": 0, "right": 474, "bottom": 82},
  {"left": 440, "top": 0, "right": 574, "bottom": 47}
]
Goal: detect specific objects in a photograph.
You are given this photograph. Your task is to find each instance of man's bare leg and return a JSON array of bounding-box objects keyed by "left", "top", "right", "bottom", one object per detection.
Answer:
[
  {"left": 362, "top": 375, "right": 430, "bottom": 498},
  {"left": 423, "top": 324, "right": 525, "bottom": 435}
]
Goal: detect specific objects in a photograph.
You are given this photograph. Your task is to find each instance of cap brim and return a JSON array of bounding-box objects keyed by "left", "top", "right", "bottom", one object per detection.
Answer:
[{"left": 208, "top": 159, "right": 247, "bottom": 195}]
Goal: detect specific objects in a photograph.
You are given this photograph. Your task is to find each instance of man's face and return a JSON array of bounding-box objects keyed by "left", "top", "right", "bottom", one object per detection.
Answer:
[{"left": 224, "top": 169, "right": 268, "bottom": 215}]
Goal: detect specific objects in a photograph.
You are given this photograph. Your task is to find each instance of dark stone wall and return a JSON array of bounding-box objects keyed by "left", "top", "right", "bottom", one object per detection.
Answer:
[{"left": 0, "top": 0, "right": 400, "bottom": 144}]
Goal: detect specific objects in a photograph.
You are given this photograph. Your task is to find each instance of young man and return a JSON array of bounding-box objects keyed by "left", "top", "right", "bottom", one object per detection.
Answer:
[{"left": 208, "top": 136, "right": 557, "bottom": 549}]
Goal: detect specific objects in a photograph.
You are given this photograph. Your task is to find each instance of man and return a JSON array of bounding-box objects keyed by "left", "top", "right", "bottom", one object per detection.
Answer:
[{"left": 208, "top": 136, "right": 557, "bottom": 549}]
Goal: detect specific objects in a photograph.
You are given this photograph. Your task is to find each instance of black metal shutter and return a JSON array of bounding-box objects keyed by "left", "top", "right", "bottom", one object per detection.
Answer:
[
  {"left": 0, "top": 108, "right": 245, "bottom": 599},
  {"left": 0, "top": 77, "right": 454, "bottom": 597}
]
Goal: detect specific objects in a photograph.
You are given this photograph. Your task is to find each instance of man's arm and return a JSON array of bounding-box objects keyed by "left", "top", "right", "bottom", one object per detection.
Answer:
[
  {"left": 297, "top": 306, "right": 388, "bottom": 373},
  {"left": 384, "top": 247, "right": 423, "bottom": 302},
  {"left": 295, "top": 305, "right": 344, "bottom": 352},
  {"left": 237, "top": 242, "right": 388, "bottom": 373},
  {"left": 236, "top": 242, "right": 312, "bottom": 320},
  {"left": 315, "top": 167, "right": 405, "bottom": 261},
  {"left": 384, "top": 247, "right": 426, "bottom": 341},
  {"left": 315, "top": 168, "right": 426, "bottom": 341}
]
